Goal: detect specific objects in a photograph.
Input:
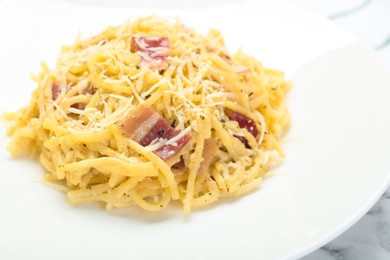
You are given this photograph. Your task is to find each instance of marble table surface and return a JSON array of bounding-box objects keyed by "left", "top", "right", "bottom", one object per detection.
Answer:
[{"left": 279, "top": 1, "right": 390, "bottom": 259}]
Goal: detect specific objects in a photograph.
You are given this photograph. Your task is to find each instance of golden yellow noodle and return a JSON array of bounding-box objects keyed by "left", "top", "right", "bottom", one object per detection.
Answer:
[{"left": 4, "top": 16, "right": 290, "bottom": 213}]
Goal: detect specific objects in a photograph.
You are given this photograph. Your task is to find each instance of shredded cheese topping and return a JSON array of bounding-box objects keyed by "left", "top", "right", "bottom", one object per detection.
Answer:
[{"left": 4, "top": 16, "right": 290, "bottom": 213}]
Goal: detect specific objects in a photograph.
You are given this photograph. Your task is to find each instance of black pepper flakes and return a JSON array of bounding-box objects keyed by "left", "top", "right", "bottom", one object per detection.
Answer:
[
  {"left": 170, "top": 119, "right": 176, "bottom": 128},
  {"left": 145, "top": 94, "right": 151, "bottom": 99},
  {"left": 158, "top": 130, "right": 165, "bottom": 137}
]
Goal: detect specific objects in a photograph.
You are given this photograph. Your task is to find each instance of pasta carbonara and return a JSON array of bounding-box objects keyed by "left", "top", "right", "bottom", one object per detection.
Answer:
[{"left": 4, "top": 16, "right": 290, "bottom": 213}]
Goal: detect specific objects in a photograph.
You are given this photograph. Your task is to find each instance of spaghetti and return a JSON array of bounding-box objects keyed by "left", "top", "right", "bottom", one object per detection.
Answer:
[{"left": 4, "top": 16, "right": 290, "bottom": 213}]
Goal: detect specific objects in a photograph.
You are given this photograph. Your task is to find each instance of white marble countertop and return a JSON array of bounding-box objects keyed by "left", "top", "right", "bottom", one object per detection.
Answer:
[{"left": 278, "top": 1, "right": 390, "bottom": 259}]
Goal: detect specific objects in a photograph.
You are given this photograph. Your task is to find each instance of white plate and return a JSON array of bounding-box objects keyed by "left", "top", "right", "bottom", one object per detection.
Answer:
[{"left": 1, "top": 1, "right": 390, "bottom": 259}]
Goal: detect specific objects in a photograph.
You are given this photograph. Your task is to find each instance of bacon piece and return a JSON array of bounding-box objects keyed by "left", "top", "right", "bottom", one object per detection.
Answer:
[
  {"left": 52, "top": 82, "right": 93, "bottom": 111},
  {"left": 52, "top": 83, "right": 61, "bottom": 101},
  {"left": 120, "top": 105, "right": 159, "bottom": 141},
  {"left": 197, "top": 138, "right": 218, "bottom": 175},
  {"left": 154, "top": 128, "right": 191, "bottom": 160},
  {"left": 228, "top": 111, "right": 258, "bottom": 148},
  {"left": 139, "top": 116, "right": 171, "bottom": 146},
  {"left": 230, "top": 135, "right": 246, "bottom": 148},
  {"left": 120, "top": 105, "right": 191, "bottom": 160},
  {"left": 131, "top": 36, "right": 169, "bottom": 70},
  {"left": 172, "top": 157, "right": 185, "bottom": 169},
  {"left": 173, "top": 139, "right": 218, "bottom": 171},
  {"left": 132, "top": 36, "right": 169, "bottom": 49},
  {"left": 71, "top": 103, "right": 86, "bottom": 110},
  {"left": 229, "top": 112, "right": 258, "bottom": 137}
]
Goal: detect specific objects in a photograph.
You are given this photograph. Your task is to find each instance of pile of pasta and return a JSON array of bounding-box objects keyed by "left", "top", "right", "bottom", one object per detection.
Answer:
[{"left": 5, "top": 16, "right": 290, "bottom": 213}]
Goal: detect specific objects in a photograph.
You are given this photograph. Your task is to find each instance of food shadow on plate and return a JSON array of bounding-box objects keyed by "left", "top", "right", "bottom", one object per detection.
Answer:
[
  {"left": 133, "top": 171, "right": 282, "bottom": 220},
  {"left": 67, "top": 202, "right": 182, "bottom": 223},
  {"left": 63, "top": 184, "right": 266, "bottom": 223}
]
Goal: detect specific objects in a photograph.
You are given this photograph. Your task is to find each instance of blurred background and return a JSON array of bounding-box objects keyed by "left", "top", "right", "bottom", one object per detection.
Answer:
[{"left": 283, "top": 0, "right": 390, "bottom": 68}]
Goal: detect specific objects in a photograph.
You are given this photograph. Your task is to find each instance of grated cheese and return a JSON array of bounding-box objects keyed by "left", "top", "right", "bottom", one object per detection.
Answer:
[{"left": 5, "top": 16, "right": 290, "bottom": 213}]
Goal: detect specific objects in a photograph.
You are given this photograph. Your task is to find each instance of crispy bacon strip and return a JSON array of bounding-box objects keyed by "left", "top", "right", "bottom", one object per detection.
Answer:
[
  {"left": 228, "top": 111, "right": 258, "bottom": 148},
  {"left": 120, "top": 105, "right": 191, "bottom": 160},
  {"left": 131, "top": 36, "right": 169, "bottom": 70}
]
